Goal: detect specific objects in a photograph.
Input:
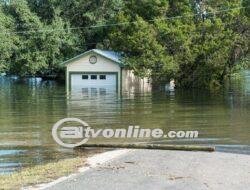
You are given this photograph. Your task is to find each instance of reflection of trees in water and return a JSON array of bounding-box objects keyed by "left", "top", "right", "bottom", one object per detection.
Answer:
[
  {"left": 152, "top": 83, "right": 250, "bottom": 145},
  {"left": 1, "top": 74, "right": 250, "bottom": 169},
  {"left": 226, "top": 70, "right": 250, "bottom": 109},
  {"left": 0, "top": 77, "right": 67, "bottom": 126},
  {"left": 0, "top": 77, "right": 68, "bottom": 167},
  {"left": 244, "top": 70, "right": 250, "bottom": 93}
]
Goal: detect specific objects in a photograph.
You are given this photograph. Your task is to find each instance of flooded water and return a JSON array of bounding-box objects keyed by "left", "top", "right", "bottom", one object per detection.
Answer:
[{"left": 0, "top": 71, "right": 250, "bottom": 174}]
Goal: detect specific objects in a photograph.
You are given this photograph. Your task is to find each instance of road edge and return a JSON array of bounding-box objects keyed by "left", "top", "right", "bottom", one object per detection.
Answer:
[{"left": 24, "top": 149, "right": 132, "bottom": 190}]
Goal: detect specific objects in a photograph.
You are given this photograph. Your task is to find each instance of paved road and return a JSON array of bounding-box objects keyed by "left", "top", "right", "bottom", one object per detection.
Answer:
[{"left": 45, "top": 150, "right": 250, "bottom": 190}]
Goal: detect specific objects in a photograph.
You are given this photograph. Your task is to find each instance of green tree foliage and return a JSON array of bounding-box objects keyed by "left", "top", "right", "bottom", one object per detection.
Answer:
[
  {"left": 0, "top": 5, "right": 16, "bottom": 73},
  {"left": 1, "top": 0, "right": 77, "bottom": 76},
  {"left": 109, "top": 0, "right": 250, "bottom": 88},
  {"left": 27, "top": 0, "right": 56, "bottom": 23},
  {"left": 5, "top": 0, "right": 47, "bottom": 76},
  {"left": 57, "top": 0, "right": 124, "bottom": 49},
  {"left": 0, "top": 0, "right": 249, "bottom": 88}
]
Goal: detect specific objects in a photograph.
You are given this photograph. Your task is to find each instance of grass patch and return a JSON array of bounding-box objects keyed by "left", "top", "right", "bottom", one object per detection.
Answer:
[{"left": 0, "top": 156, "right": 87, "bottom": 190}]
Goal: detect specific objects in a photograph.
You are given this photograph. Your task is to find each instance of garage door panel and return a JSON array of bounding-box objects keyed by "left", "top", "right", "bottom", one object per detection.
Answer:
[{"left": 71, "top": 73, "right": 117, "bottom": 90}]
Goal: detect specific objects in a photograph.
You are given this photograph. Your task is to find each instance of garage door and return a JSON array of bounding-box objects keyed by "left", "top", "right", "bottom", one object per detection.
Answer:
[{"left": 71, "top": 73, "right": 117, "bottom": 91}]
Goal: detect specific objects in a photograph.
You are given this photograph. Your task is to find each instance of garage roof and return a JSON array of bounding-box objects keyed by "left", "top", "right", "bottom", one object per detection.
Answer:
[{"left": 62, "top": 49, "right": 123, "bottom": 67}]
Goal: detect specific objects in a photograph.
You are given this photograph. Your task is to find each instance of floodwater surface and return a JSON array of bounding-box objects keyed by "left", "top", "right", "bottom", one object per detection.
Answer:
[{"left": 0, "top": 71, "right": 250, "bottom": 174}]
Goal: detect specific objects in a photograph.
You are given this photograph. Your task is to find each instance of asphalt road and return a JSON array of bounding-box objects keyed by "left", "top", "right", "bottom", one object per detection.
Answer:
[{"left": 45, "top": 150, "right": 250, "bottom": 190}]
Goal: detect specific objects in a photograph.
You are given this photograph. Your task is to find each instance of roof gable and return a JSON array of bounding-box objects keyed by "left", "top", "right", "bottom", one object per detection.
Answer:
[{"left": 62, "top": 49, "right": 123, "bottom": 67}]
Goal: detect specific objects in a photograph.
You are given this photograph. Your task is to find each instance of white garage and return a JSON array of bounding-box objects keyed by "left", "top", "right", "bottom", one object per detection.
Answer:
[{"left": 63, "top": 49, "right": 151, "bottom": 93}]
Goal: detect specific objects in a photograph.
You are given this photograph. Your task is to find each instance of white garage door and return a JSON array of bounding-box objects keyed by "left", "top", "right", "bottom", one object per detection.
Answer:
[{"left": 71, "top": 73, "right": 117, "bottom": 90}]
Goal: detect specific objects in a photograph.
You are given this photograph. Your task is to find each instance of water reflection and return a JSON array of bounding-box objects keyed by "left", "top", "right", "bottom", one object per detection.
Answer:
[{"left": 0, "top": 71, "right": 250, "bottom": 174}]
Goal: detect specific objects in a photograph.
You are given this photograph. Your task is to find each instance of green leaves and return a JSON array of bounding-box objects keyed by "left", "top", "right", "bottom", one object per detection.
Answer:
[
  {"left": 0, "top": 0, "right": 248, "bottom": 89},
  {"left": 109, "top": 0, "right": 250, "bottom": 88},
  {"left": 0, "top": 0, "right": 79, "bottom": 76},
  {"left": 109, "top": 14, "right": 177, "bottom": 80},
  {"left": 0, "top": 6, "right": 16, "bottom": 73}
]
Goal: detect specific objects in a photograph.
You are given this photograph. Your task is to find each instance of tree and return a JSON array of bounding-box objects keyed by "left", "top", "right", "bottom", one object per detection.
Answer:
[
  {"left": 108, "top": 0, "right": 250, "bottom": 88},
  {"left": 0, "top": 5, "right": 16, "bottom": 73},
  {"left": 0, "top": 0, "right": 249, "bottom": 88},
  {"left": 3, "top": 0, "right": 78, "bottom": 76},
  {"left": 57, "top": 0, "right": 124, "bottom": 49}
]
